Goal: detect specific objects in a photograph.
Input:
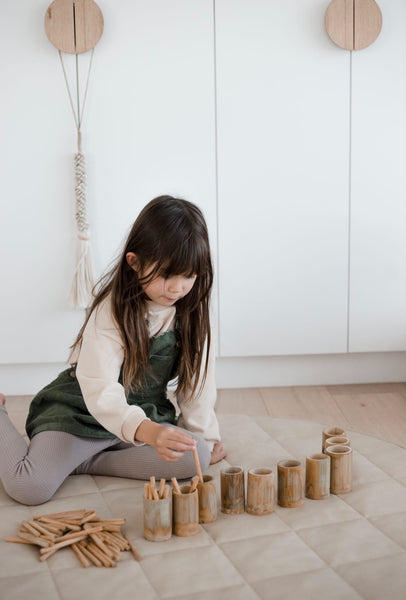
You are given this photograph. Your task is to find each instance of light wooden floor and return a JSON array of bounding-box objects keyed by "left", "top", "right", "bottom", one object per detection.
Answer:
[{"left": 216, "top": 382, "right": 406, "bottom": 447}]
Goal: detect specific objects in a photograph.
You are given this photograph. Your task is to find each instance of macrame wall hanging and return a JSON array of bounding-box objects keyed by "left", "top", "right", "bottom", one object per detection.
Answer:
[{"left": 45, "top": 0, "right": 104, "bottom": 308}]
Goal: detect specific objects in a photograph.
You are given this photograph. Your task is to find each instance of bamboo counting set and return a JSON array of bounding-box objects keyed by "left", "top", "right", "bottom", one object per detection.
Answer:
[
  {"left": 143, "top": 449, "right": 218, "bottom": 541},
  {"left": 143, "top": 424, "right": 354, "bottom": 544},
  {"left": 220, "top": 425, "right": 353, "bottom": 517}
]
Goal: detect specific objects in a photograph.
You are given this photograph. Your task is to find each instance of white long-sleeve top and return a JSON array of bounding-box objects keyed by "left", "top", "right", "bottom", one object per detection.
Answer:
[{"left": 68, "top": 296, "right": 221, "bottom": 451}]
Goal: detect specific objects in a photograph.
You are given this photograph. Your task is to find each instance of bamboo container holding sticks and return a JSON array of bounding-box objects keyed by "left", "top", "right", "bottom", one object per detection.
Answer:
[{"left": 143, "top": 478, "right": 172, "bottom": 542}]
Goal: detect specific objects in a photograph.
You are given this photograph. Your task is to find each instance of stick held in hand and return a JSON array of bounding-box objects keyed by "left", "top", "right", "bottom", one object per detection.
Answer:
[{"left": 193, "top": 448, "right": 204, "bottom": 483}]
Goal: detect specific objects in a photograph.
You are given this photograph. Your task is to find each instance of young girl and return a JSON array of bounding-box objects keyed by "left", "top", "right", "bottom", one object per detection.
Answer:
[{"left": 0, "top": 195, "right": 226, "bottom": 505}]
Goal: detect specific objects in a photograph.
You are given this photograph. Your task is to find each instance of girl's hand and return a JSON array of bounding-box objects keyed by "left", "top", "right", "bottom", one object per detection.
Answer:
[
  {"left": 210, "top": 441, "right": 227, "bottom": 464},
  {"left": 135, "top": 421, "right": 197, "bottom": 462}
]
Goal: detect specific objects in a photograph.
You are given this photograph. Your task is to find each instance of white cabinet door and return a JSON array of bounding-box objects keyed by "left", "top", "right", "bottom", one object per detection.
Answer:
[
  {"left": 349, "top": 0, "right": 406, "bottom": 352},
  {"left": 216, "top": 0, "right": 350, "bottom": 356},
  {"left": 0, "top": 0, "right": 217, "bottom": 364}
]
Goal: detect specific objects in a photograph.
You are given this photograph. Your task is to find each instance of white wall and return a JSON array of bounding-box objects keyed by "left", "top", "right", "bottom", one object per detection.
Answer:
[{"left": 1, "top": 0, "right": 405, "bottom": 394}]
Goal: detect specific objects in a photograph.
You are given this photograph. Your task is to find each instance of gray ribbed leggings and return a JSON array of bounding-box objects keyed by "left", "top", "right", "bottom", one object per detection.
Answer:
[{"left": 0, "top": 406, "right": 211, "bottom": 506}]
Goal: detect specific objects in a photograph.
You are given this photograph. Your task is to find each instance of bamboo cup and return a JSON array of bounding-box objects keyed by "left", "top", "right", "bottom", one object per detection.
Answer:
[
  {"left": 143, "top": 493, "right": 172, "bottom": 542},
  {"left": 221, "top": 467, "right": 245, "bottom": 514},
  {"left": 246, "top": 468, "right": 275, "bottom": 516},
  {"left": 305, "top": 454, "right": 330, "bottom": 500},
  {"left": 325, "top": 435, "right": 351, "bottom": 450},
  {"left": 197, "top": 475, "right": 217, "bottom": 523},
  {"left": 277, "top": 460, "right": 304, "bottom": 508},
  {"left": 325, "top": 444, "right": 352, "bottom": 494},
  {"left": 322, "top": 426, "right": 347, "bottom": 452},
  {"left": 172, "top": 485, "right": 199, "bottom": 537}
]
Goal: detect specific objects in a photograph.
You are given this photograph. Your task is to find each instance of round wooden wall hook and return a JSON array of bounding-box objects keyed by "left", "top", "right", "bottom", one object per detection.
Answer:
[
  {"left": 45, "top": 0, "right": 104, "bottom": 54},
  {"left": 325, "top": 0, "right": 382, "bottom": 51}
]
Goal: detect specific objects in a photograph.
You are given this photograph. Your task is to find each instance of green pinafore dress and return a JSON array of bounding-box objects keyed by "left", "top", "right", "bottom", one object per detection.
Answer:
[{"left": 25, "top": 330, "right": 180, "bottom": 440}]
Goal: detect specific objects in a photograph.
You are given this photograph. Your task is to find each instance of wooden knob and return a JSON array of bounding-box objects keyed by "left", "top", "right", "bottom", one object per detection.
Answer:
[
  {"left": 325, "top": 0, "right": 382, "bottom": 51},
  {"left": 45, "top": 0, "right": 104, "bottom": 54}
]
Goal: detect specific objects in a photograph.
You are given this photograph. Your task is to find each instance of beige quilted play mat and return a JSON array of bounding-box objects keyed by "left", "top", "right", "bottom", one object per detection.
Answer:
[{"left": 1, "top": 413, "right": 405, "bottom": 600}]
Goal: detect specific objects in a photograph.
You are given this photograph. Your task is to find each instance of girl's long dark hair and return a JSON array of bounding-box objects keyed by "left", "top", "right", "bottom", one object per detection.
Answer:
[{"left": 71, "top": 195, "right": 214, "bottom": 400}]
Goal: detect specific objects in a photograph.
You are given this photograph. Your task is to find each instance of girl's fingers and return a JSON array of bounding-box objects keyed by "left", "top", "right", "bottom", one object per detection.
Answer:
[
  {"left": 166, "top": 441, "right": 196, "bottom": 453},
  {"left": 166, "top": 428, "right": 196, "bottom": 446},
  {"left": 160, "top": 450, "right": 185, "bottom": 462}
]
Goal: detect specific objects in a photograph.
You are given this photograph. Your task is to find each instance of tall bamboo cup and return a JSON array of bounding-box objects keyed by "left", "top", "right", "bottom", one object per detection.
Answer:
[
  {"left": 143, "top": 493, "right": 172, "bottom": 541},
  {"left": 322, "top": 426, "right": 347, "bottom": 451},
  {"left": 277, "top": 460, "right": 304, "bottom": 508},
  {"left": 305, "top": 454, "right": 330, "bottom": 500},
  {"left": 325, "top": 444, "right": 352, "bottom": 494},
  {"left": 172, "top": 485, "right": 199, "bottom": 536},
  {"left": 221, "top": 467, "right": 245, "bottom": 514},
  {"left": 197, "top": 475, "right": 217, "bottom": 523},
  {"left": 246, "top": 468, "right": 275, "bottom": 515}
]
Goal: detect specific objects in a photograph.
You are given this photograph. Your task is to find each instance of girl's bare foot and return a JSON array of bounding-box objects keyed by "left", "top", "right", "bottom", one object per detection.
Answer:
[
  {"left": 0, "top": 393, "right": 5, "bottom": 406},
  {"left": 210, "top": 441, "right": 227, "bottom": 465}
]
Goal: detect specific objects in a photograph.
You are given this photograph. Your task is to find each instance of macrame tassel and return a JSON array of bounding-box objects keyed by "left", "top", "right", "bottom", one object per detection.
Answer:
[{"left": 70, "top": 138, "right": 95, "bottom": 309}]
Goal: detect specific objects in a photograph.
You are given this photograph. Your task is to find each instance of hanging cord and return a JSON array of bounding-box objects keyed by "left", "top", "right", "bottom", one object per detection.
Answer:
[
  {"left": 58, "top": 48, "right": 94, "bottom": 133},
  {"left": 58, "top": 48, "right": 96, "bottom": 309}
]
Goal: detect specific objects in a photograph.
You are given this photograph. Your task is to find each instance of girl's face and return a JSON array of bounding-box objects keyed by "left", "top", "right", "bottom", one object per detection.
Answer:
[{"left": 126, "top": 253, "right": 197, "bottom": 306}]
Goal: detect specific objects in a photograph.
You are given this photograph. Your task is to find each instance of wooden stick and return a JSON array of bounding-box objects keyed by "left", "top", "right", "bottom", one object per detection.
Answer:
[
  {"left": 86, "top": 542, "right": 116, "bottom": 567},
  {"left": 39, "top": 532, "right": 89, "bottom": 555},
  {"left": 37, "top": 517, "right": 80, "bottom": 531},
  {"left": 27, "top": 520, "right": 56, "bottom": 539},
  {"left": 88, "top": 519, "right": 126, "bottom": 526},
  {"left": 144, "top": 482, "right": 150, "bottom": 499},
  {"left": 193, "top": 448, "right": 204, "bottom": 483},
  {"left": 17, "top": 532, "right": 51, "bottom": 548},
  {"left": 21, "top": 521, "right": 43, "bottom": 537},
  {"left": 71, "top": 543, "right": 90, "bottom": 568},
  {"left": 171, "top": 477, "right": 181, "bottom": 494},
  {"left": 149, "top": 476, "right": 159, "bottom": 500},
  {"left": 100, "top": 524, "right": 121, "bottom": 533},
  {"left": 78, "top": 541, "right": 103, "bottom": 567},
  {"left": 60, "top": 521, "right": 83, "bottom": 530},
  {"left": 34, "top": 517, "right": 69, "bottom": 531},
  {"left": 89, "top": 533, "right": 116, "bottom": 559},
  {"left": 34, "top": 509, "right": 87, "bottom": 520},
  {"left": 158, "top": 478, "right": 166, "bottom": 498},
  {"left": 162, "top": 484, "right": 170, "bottom": 499},
  {"left": 189, "top": 475, "right": 200, "bottom": 493},
  {"left": 6, "top": 536, "right": 35, "bottom": 545},
  {"left": 79, "top": 511, "right": 98, "bottom": 524},
  {"left": 123, "top": 534, "right": 142, "bottom": 561},
  {"left": 99, "top": 532, "right": 123, "bottom": 553},
  {"left": 33, "top": 521, "right": 62, "bottom": 534},
  {"left": 53, "top": 525, "right": 102, "bottom": 543},
  {"left": 101, "top": 531, "right": 127, "bottom": 549},
  {"left": 110, "top": 532, "right": 130, "bottom": 550}
]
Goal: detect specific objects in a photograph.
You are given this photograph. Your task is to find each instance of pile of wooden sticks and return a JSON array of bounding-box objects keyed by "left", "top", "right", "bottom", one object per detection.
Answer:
[{"left": 5, "top": 508, "right": 141, "bottom": 567}]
